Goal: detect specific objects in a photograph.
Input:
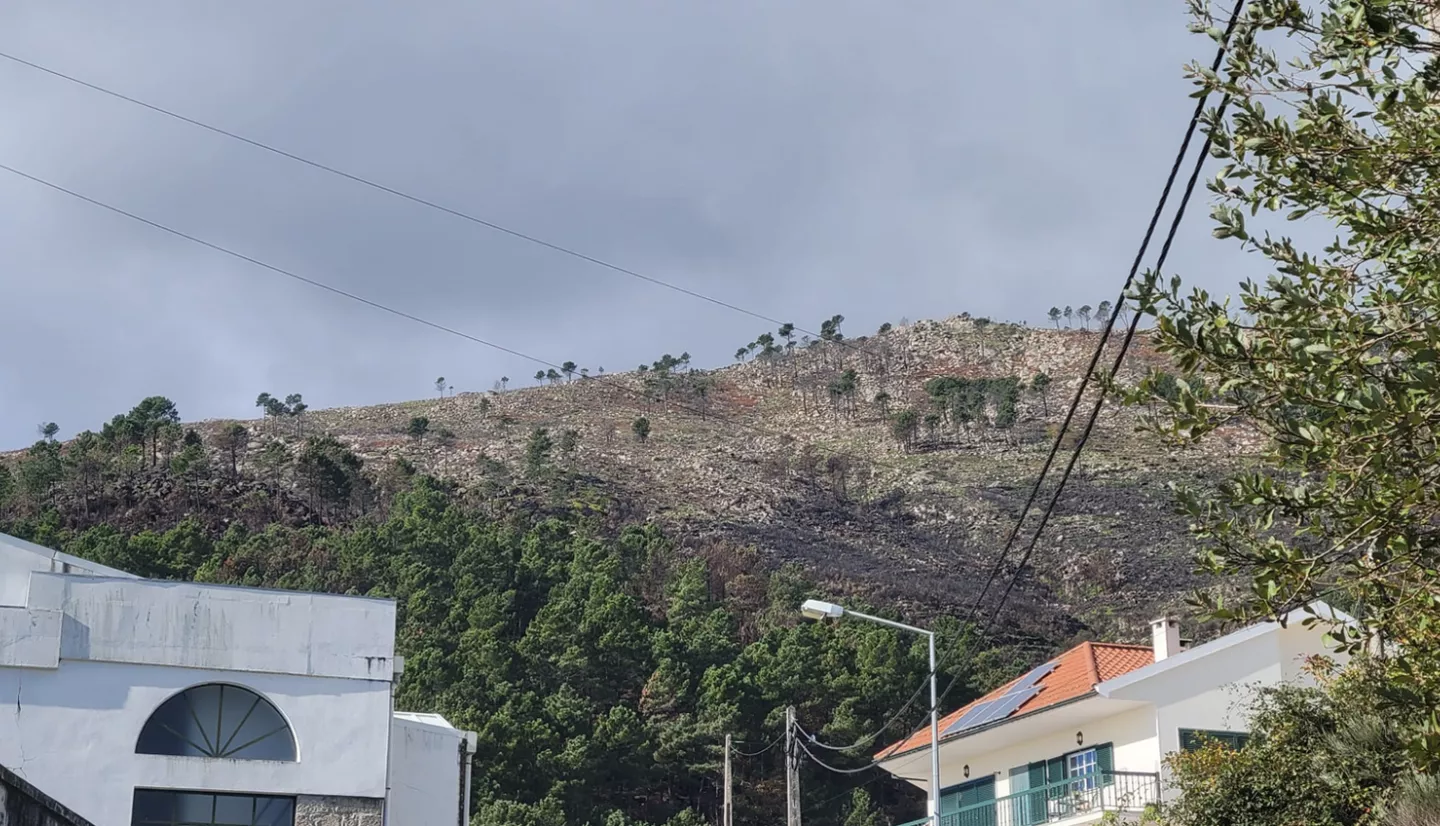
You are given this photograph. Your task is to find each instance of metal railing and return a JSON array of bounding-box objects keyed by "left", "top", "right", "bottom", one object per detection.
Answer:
[{"left": 899, "top": 771, "right": 1160, "bottom": 826}]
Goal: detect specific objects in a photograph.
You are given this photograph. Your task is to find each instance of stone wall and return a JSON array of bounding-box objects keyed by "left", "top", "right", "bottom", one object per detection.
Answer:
[
  {"left": 0, "top": 765, "right": 95, "bottom": 826},
  {"left": 295, "top": 795, "right": 384, "bottom": 826}
]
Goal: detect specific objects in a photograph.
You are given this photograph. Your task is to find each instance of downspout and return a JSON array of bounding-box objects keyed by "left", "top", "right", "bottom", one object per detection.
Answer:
[
  {"left": 385, "top": 656, "right": 404, "bottom": 826},
  {"left": 461, "top": 732, "right": 476, "bottom": 826}
]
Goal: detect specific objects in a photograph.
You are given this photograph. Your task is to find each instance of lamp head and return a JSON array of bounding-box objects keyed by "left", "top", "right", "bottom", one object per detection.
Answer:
[{"left": 800, "top": 599, "right": 845, "bottom": 621}]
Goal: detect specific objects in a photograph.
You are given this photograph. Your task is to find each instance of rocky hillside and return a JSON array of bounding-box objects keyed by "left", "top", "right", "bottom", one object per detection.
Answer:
[{"left": 178, "top": 317, "right": 1251, "bottom": 643}]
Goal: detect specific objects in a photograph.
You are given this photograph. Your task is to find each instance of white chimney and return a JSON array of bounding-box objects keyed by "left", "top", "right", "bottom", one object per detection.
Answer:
[{"left": 1151, "top": 616, "right": 1181, "bottom": 662}]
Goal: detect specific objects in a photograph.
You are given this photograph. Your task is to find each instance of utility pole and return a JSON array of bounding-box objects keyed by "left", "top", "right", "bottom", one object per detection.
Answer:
[
  {"left": 723, "top": 733, "right": 733, "bottom": 826},
  {"left": 785, "top": 706, "right": 801, "bottom": 826}
]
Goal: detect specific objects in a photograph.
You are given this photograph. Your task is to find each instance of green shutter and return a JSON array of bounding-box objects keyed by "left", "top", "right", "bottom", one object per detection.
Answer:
[
  {"left": 944, "top": 777, "right": 996, "bottom": 811},
  {"left": 1179, "top": 729, "right": 1200, "bottom": 752},
  {"left": 1018, "top": 764, "right": 1047, "bottom": 826},
  {"left": 940, "top": 788, "right": 960, "bottom": 815},
  {"left": 960, "top": 777, "right": 995, "bottom": 806},
  {"left": 970, "top": 779, "right": 996, "bottom": 826},
  {"left": 1095, "top": 743, "right": 1114, "bottom": 786},
  {"left": 1047, "top": 756, "right": 1066, "bottom": 783}
]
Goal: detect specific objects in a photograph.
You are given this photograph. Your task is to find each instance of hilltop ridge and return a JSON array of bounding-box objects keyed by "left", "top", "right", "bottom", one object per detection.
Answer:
[
  {"left": 2, "top": 317, "right": 1253, "bottom": 644},
  {"left": 189, "top": 317, "right": 1248, "bottom": 641}
]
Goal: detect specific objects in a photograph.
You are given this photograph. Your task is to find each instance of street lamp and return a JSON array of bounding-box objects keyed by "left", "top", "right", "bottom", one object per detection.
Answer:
[{"left": 800, "top": 599, "right": 941, "bottom": 826}]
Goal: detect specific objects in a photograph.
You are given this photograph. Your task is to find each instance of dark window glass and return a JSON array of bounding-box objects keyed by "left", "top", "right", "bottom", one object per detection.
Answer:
[
  {"left": 131, "top": 789, "right": 295, "bottom": 826},
  {"left": 1179, "top": 728, "right": 1250, "bottom": 752},
  {"left": 137, "top": 684, "right": 296, "bottom": 761}
]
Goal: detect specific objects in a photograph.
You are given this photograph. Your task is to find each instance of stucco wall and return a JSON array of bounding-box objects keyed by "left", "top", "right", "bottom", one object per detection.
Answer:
[
  {"left": 0, "top": 550, "right": 41, "bottom": 608},
  {"left": 0, "top": 659, "right": 392, "bottom": 826},
  {"left": 1111, "top": 620, "right": 1341, "bottom": 799},
  {"left": 29, "top": 574, "right": 397, "bottom": 682},
  {"left": 0, "top": 607, "right": 61, "bottom": 669},
  {"left": 928, "top": 705, "right": 1158, "bottom": 800},
  {"left": 0, "top": 535, "right": 133, "bottom": 608},
  {"left": 0, "top": 765, "right": 96, "bottom": 826},
  {"left": 387, "top": 718, "right": 469, "bottom": 826}
]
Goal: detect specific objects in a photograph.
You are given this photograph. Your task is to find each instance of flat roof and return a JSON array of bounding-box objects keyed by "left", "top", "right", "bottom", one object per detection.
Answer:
[{"left": 0, "top": 532, "right": 137, "bottom": 579}]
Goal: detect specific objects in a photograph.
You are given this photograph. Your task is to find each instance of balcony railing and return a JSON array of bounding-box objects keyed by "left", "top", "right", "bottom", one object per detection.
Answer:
[{"left": 900, "top": 771, "right": 1161, "bottom": 826}]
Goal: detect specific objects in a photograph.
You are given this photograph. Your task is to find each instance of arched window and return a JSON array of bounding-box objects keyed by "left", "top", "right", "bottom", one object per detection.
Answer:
[{"left": 137, "top": 684, "right": 296, "bottom": 761}]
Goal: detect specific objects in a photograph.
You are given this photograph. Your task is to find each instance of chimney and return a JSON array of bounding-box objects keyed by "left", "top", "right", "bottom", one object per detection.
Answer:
[{"left": 1151, "top": 616, "right": 1181, "bottom": 662}]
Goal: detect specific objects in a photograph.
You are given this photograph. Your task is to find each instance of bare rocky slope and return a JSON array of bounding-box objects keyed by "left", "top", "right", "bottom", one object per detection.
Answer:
[{"left": 190, "top": 317, "right": 1252, "bottom": 645}]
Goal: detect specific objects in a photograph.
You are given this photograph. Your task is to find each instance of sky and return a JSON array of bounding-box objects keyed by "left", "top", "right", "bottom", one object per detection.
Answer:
[{"left": 0, "top": 1, "right": 1299, "bottom": 448}]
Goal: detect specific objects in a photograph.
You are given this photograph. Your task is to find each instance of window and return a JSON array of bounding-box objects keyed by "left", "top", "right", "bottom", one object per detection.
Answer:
[
  {"left": 132, "top": 789, "right": 294, "bottom": 826},
  {"left": 1066, "top": 748, "right": 1099, "bottom": 791},
  {"left": 1179, "top": 729, "right": 1249, "bottom": 752},
  {"left": 137, "top": 684, "right": 296, "bottom": 761},
  {"left": 940, "top": 776, "right": 995, "bottom": 815}
]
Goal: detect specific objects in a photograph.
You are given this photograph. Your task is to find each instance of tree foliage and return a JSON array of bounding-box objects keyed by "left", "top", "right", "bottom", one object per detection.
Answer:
[
  {"left": 632, "top": 417, "right": 652, "bottom": 443},
  {"left": 922, "top": 376, "right": 1021, "bottom": 433},
  {"left": 1161, "top": 660, "right": 1431, "bottom": 826},
  {"left": 1131, "top": 0, "right": 1440, "bottom": 764},
  {"left": 1, "top": 474, "right": 992, "bottom": 826}
]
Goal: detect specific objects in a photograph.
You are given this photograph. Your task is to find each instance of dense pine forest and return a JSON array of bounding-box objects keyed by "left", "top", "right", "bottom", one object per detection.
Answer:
[{"left": 0, "top": 395, "right": 1050, "bottom": 826}]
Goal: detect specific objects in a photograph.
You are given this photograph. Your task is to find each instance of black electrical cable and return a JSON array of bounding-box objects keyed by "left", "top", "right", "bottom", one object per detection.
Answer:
[
  {"left": 899, "top": 0, "right": 1252, "bottom": 761},
  {"left": 730, "top": 733, "right": 786, "bottom": 758},
  {"left": 793, "top": 0, "right": 1250, "bottom": 762},
  {"left": 0, "top": 49, "right": 885, "bottom": 359},
  {"left": 0, "top": 159, "right": 898, "bottom": 485}
]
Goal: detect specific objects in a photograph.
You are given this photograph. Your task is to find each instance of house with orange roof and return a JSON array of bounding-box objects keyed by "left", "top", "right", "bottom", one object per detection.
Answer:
[{"left": 877, "top": 603, "right": 1350, "bottom": 826}]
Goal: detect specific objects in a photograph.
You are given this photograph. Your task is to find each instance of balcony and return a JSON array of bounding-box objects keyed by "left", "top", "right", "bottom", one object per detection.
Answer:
[{"left": 900, "top": 771, "right": 1161, "bottom": 826}]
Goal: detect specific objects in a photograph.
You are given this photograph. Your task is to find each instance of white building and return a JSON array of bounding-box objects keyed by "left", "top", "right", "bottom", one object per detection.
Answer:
[
  {"left": 877, "top": 604, "right": 1349, "bottom": 826},
  {"left": 0, "top": 531, "right": 476, "bottom": 826}
]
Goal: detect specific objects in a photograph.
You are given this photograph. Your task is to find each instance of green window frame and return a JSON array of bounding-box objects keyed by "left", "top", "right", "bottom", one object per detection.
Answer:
[
  {"left": 1178, "top": 728, "right": 1249, "bottom": 752},
  {"left": 1024, "top": 742, "right": 1114, "bottom": 786}
]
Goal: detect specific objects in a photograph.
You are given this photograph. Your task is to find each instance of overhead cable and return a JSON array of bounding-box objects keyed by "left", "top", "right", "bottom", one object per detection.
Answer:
[{"left": 790, "top": 0, "right": 1250, "bottom": 764}]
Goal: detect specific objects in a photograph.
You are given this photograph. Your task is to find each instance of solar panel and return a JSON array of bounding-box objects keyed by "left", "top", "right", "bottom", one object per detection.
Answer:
[
  {"left": 941, "top": 661, "right": 1057, "bottom": 735},
  {"left": 973, "top": 685, "right": 1042, "bottom": 726},
  {"left": 1012, "top": 661, "right": 1057, "bottom": 692},
  {"left": 942, "top": 699, "right": 999, "bottom": 735}
]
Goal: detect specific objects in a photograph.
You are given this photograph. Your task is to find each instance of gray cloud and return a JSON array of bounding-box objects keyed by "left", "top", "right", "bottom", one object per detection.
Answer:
[{"left": 0, "top": 0, "right": 1297, "bottom": 447}]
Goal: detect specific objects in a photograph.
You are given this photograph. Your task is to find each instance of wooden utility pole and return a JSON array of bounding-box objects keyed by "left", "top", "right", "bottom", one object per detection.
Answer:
[
  {"left": 723, "top": 733, "right": 733, "bottom": 826},
  {"left": 785, "top": 706, "right": 801, "bottom": 826}
]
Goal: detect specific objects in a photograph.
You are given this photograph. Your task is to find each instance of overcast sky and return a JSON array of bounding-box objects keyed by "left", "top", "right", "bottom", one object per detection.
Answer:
[{"left": 0, "top": 1, "right": 1296, "bottom": 448}]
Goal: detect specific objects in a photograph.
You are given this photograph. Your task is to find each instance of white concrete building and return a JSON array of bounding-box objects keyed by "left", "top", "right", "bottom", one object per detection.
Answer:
[
  {"left": 877, "top": 604, "right": 1349, "bottom": 826},
  {"left": 0, "top": 531, "right": 476, "bottom": 826}
]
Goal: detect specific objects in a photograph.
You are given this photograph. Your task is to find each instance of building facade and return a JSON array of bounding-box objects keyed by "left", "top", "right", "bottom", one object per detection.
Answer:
[
  {"left": 877, "top": 604, "right": 1348, "bottom": 826},
  {"left": 1, "top": 762, "right": 98, "bottom": 826},
  {"left": 0, "top": 532, "right": 475, "bottom": 826}
]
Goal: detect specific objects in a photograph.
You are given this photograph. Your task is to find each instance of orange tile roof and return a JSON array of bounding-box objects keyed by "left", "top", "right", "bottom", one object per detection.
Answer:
[{"left": 877, "top": 641, "right": 1154, "bottom": 759}]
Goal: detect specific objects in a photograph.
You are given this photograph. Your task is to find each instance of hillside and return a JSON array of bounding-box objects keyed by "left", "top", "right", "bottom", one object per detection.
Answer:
[
  {"left": 151, "top": 317, "right": 1246, "bottom": 642},
  {"left": 0, "top": 315, "right": 1259, "bottom": 825}
]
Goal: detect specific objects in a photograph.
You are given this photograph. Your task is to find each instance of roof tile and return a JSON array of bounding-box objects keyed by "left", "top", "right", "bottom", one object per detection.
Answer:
[{"left": 877, "top": 641, "right": 1153, "bottom": 759}]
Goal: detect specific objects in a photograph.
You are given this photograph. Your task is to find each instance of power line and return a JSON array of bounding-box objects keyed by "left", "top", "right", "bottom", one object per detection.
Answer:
[
  {"left": 989, "top": 91, "right": 1237, "bottom": 632},
  {"left": 887, "top": 0, "right": 1252, "bottom": 765},
  {"left": 0, "top": 158, "right": 884, "bottom": 475},
  {"left": 0, "top": 49, "right": 878, "bottom": 354},
  {"left": 800, "top": 765, "right": 925, "bottom": 819},
  {"left": 0, "top": 152, "right": 1010, "bottom": 608},
  {"left": 790, "top": 0, "right": 1250, "bottom": 764},
  {"left": 731, "top": 732, "right": 786, "bottom": 758},
  {"left": 796, "top": 639, "right": 1058, "bottom": 754},
  {"left": 794, "top": 730, "right": 879, "bottom": 776}
]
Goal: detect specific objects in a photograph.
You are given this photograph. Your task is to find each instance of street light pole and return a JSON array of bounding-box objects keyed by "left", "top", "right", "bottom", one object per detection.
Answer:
[
  {"left": 927, "top": 627, "right": 940, "bottom": 826},
  {"left": 800, "top": 599, "right": 941, "bottom": 826}
]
